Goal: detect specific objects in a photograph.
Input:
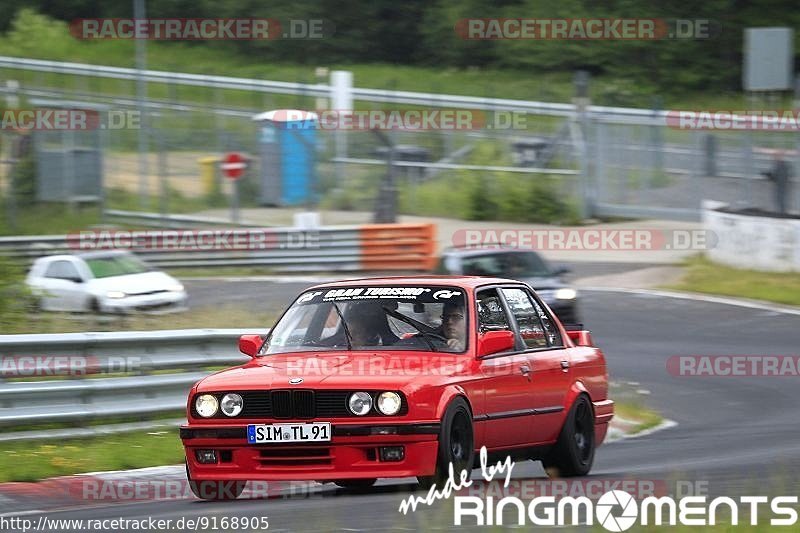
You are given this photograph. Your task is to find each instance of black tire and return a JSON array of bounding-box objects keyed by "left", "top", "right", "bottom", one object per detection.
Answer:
[
  {"left": 542, "top": 394, "right": 595, "bottom": 477},
  {"left": 186, "top": 462, "right": 246, "bottom": 500},
  {"left": 417, "top": 397, "right": 474, "bottom": 489},
  {"left": 333, "top": 478, "right": 377, "bottom": 490}
]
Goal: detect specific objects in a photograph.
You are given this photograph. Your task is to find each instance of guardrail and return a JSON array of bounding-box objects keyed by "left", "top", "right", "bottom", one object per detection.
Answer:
[
  {"left": 0, "top": 55, "right": 668, "bottom": 123},
  {"left": 0, "top": 223, "right": 436, "bottom": 271},
  {"left": 0, "top": 329, "right": 254, "bottom": 429},
  {"left": 104, "top": 209, "right": 259, "bottom": 228}
]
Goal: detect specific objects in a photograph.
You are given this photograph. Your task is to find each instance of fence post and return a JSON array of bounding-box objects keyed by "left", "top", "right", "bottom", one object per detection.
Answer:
[{"left": 574, "top": 71, "right": 593, "bottom": 219}]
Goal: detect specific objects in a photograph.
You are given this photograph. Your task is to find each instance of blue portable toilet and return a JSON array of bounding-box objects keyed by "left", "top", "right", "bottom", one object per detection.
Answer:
[{"left": 252, "top": 109, "right": 318, "bottom": 206}]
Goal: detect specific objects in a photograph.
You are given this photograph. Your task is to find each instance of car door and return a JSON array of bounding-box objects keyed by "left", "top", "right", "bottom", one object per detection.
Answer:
[
  {"left": 40, "top": 259, "right": 87, "bottom": 311},
  {"left": 475, "top": 287, "right": 535, "bottom": 449},
  {"left": 500, "top": 286, "right": 570, "bottom": 445}
]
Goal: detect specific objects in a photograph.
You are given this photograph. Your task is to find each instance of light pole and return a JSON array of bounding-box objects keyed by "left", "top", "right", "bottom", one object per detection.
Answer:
[{"left": 134, "top": 0, "right": 149, "bottom": 209}]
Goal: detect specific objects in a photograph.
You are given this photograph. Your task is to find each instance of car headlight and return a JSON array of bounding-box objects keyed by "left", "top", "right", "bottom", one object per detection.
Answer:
[
  {"left": 106, "top": 290, "right": 126, "bottom": 299},
  {"left": 348, "top": 392, "right": 373, "bottom": 416},
  {"left": 195, "top": 394, "right": 219, "bottom": 418},
  {"left": 167, "top": 283, "right": 184, "bottom": 293},
  {"left": 555, "top": 288, "right": 577, "bottom": 300},
  {"left": 377, "top": 391, "right": 402, "bottom": 415},
  {"left": 220, "top": 393, "right": 243, "bottom": 417}
]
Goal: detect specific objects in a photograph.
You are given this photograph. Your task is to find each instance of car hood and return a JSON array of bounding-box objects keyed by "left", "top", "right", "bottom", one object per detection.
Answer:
[
  {"left": 197, "top": 351, "right": 471, "bottom": 391},
  {"left": 86, "top": 271, "right": 181, "bottom": 295}
]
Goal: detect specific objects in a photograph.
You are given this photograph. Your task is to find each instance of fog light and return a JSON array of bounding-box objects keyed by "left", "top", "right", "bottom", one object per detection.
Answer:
[
  {"left": 196, "top": 449, "right": 218, "bottom": 464},
  {"left": 379, "top": 446, "right": 404, "bottom": 462}
]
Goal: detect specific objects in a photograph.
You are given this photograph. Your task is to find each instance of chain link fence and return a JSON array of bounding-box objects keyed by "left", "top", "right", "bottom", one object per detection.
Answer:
[{"left": 1, "top": 60, "right": 798, "bottom": 228}]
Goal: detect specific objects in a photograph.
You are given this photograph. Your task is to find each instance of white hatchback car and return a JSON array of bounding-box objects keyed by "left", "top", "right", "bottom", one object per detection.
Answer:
[{"left": 26, "top": 251, "right": 187, "bottom": 313}]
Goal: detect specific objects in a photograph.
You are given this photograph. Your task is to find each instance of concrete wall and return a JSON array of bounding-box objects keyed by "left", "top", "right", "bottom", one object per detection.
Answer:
[{"left": 703, "top": 200, "right": 800, "bottom": 272}]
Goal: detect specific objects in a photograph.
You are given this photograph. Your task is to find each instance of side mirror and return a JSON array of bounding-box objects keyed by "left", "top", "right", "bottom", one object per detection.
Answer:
[
  {"left": 65, "top": 276, "right": 83, "bottom": 283},
  {"left": 477, "top": 330, "right": 515, "bottom": 357},
  {"left": 566, "top": 329, "right": 593, "bottom": 347},
  {"left": 238, "top": 334, "right": 263, "bottom": 357}
]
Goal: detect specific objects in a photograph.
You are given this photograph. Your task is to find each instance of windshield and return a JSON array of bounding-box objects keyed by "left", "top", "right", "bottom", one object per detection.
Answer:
[
  {"left": 461, "top": 251, "right": 551, "bottom": 278},
  {"left": 85, "top": 254, "right": 151, "bottom": 279},
  {"left": 261, "top": 286, "right": 468, "bottom": 355}
]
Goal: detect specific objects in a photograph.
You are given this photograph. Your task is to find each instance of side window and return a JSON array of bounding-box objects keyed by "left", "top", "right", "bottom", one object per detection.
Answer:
[
  {"left": 530, "top": 294, "right": 563, "bottom": 347},
  {"left": 501, "top": 288, "right": 548, "bottom": 348},
  {"left": 44, "top": 260, "right": 80, "bottom": 281},
  {"left": 476, "top": 289, "right": 511, "bottom": 332}
]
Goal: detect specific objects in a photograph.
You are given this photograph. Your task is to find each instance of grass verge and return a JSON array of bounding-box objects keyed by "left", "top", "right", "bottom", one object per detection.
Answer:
[
  {"left": 614, "top": 401, "right": 664, "bottom": 434},
  {"left": 2, "top": 304, "right": 274, "bottom": 334},
  {"left": 667, "top": 256, "right": 800, "bottom": 307},
  {"left": 0, "top": 428, "right": 185, "bottom": 482}
]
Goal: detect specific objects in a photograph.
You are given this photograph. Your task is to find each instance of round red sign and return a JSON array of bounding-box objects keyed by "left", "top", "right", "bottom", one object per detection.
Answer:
[{"left": 221, "top": 152, "right": 247, "bottom": 180}]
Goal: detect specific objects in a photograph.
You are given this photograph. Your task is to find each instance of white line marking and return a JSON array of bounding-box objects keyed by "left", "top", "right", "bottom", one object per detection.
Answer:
[
  {"left": 607, "top": 419, "right": 678, "bottom": 443},
  {"left": 582, "top": 287, "right": 800, "bottom": 316}
]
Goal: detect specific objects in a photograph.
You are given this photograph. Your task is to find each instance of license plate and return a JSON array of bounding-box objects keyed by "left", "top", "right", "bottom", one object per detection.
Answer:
[{"left": 247, "top": 422, "right": 331, "bottom": 444}]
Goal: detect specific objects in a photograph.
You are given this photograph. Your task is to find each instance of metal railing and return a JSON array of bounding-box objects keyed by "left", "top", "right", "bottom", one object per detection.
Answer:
[
  {"left": 0, "top": 329, "right": 254, "bottom": 428},
  {"left": 0, "top": 55, "right": 666, "bottom": 122},
  {"left": 0, "top": 223, "right": 436, "bottom": 271}
]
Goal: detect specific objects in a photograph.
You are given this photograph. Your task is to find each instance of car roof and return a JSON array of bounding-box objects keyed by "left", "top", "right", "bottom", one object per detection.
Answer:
[
  {"left": 440, "top": 246, "right": 544, "bottom": 258},
  {"left": 307, "top": 275, "right": 524, "bottom": 291},
  {"left": 77, "top": 250, "right": 132, "bottom": 259}
]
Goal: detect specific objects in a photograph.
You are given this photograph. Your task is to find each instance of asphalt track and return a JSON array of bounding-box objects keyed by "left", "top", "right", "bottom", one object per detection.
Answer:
[{"left": 5, "top": 272, "right": 800, "bottom": 532}]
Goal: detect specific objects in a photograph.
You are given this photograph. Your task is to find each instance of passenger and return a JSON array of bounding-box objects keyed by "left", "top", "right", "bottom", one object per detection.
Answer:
[{"left": 439, "top": 300, "right": 467, "bottom": 351}]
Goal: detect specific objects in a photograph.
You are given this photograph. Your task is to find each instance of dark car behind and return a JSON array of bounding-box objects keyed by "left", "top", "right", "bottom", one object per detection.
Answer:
[{"left": 436, "top": 247, "right": 579, "bottom": 324}]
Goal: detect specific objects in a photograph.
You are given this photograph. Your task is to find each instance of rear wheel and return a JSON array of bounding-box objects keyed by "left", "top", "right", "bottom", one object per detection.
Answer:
[
  {"left": 417, "top": 397, "right": 474, "bottom": 489},
  {"left": 542, "top": 394, "right": 595, "bottom": 477},
  {"left": 186, "top": 462, "right": 246, "bottom": 500}
]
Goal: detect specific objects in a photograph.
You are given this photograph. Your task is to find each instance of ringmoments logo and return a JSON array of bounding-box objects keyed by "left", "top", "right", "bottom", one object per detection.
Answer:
[{"left": 397, "top": 450, "right": 799, "bottom": 529}]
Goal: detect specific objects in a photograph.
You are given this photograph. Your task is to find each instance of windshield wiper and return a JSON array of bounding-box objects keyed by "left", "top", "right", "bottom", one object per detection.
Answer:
[
  {"left": 380, "top": 305, "right": 441, "bottom": 352},
  {"left": 331, "top": 302, "right": 353, "bottom": 350}
]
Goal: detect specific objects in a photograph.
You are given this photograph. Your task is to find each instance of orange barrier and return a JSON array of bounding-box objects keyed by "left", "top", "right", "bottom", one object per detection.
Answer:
[{"left": 359, "top": 223, "right": 436, "bottom": 271}]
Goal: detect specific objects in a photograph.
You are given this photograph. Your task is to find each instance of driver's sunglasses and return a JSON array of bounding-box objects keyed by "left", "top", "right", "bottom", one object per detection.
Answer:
[{"left": 441, "top": 312, "right": 465, "bottom": 322}]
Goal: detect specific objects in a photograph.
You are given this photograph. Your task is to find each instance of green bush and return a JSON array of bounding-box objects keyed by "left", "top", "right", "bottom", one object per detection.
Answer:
[
  {"left": 9, "top": 134, "right": 37, "bottom": 207},
  {"left": 0, "top": 258, "right": 34, "bottom": 330}
]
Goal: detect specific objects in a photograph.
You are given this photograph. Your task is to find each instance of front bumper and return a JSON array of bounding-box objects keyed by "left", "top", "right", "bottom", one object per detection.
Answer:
[
  {"left": 181, "top": 423, "right": 440, "bottom": 481},
  {"left": 100, "top": 291, "right": 187, "bottom": 314}
]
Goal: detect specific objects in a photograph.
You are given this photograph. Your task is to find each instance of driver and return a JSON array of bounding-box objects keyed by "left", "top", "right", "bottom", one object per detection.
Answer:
[
  {"left": 440, "top": 300, "right": 467, "bottom": 351},
  {"left": 343, "top": 301, "right": 399, "bottom": 348}
]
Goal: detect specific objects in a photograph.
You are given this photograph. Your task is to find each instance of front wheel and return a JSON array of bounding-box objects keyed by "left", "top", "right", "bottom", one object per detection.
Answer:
[
  {"left": 542, "top": 394, "right": 595, "bottom": 477},
  {"left": 418, "top": 397, "right": 474, "bottom": 489}
]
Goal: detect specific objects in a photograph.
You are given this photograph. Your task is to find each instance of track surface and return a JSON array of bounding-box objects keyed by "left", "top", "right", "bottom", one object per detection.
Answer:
[{"left": 7, "top": 271, "right": 800, "bottom": 531}]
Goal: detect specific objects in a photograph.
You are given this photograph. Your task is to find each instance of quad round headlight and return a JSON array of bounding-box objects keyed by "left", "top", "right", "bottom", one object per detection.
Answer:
[
  {"left": 195, "top": 394, "right": 219, "bottom": 418},
  {"left": 377, "top": 391, "right": 402, "bottom": 415},
  {"left": 555, "top": 288, "right": 578, "bottom": 300},
  {"left": 220, "top": 393, "right": 243, "bottom": 417},
  {"left": 348, "top": 392, "right": 373, "bottom": 416}
]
